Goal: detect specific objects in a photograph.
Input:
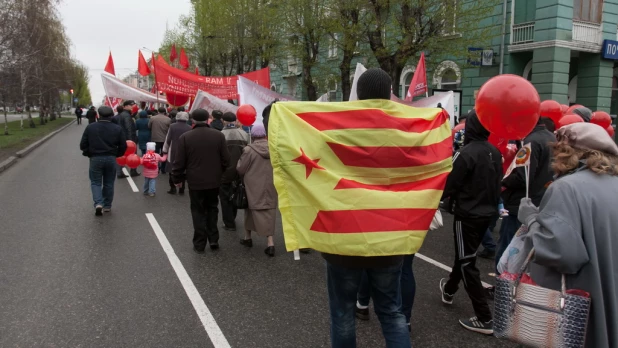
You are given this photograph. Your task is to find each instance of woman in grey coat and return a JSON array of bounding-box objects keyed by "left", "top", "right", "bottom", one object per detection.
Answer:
[
  {"left": 163, "top": 111, "right": 191, "bottom": 195},
  {"left": 518, "top": 123, "right": 618, "bottom": 348},
  {"left": 237, "top": 124, "right": 278, "bottom": 257}
]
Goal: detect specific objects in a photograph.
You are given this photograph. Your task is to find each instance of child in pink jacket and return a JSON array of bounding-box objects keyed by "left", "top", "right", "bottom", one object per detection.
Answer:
[{"left": 142, "top": 142, "right": 167, "bottom": 196}]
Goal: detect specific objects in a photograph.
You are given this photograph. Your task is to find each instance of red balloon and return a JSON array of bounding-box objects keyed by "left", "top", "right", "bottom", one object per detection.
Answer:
[
  {"left": 539, "top": 100, "right": 563, "bottom": 126},
  {"left": 116, "top": 156, "right": 126, "bottom": 166},
  {"left": 126, "top": 154, "right": 141, "bottom": 169},
  {"left": 608, "top": 125, "right": 615, "bottom": 137},
  {"left": 452, "top": 121, "right": 465, "bottom": 135},
  {"left": 476, "top": 74, "right": 541, "bottom": 140},
  {"left": 560, "top": 104, "right": 569, "bottom": 115},
  {"left": 502, "top": 144, "right": 518, "bottom": 174},
  {"left": 566, "top": 104, "right": 584, "bottom": 115},
  {"left": 125, "top": 140, "right": 137, "bottom": 156},
  {"left": 488, "top": 133, "right": 508, "bottom": 154},
  {"left": 591, "top": 111, "right": 612, "bottom": 129},
  {"left": 237, "top": 104, "right": 257, "bottom": 126},
  {"left": 558, "top": 114, "right": 584, "bottom": 128}
]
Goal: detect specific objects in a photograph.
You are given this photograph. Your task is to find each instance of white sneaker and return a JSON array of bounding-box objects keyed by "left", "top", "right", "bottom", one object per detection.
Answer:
[{"left": 440, "top": 278, "right": 454, "bottom": 305}]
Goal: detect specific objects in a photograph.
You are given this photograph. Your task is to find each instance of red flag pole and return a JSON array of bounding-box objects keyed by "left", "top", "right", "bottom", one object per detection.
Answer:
[{"left": 152, "top": 53, "right": 160, "bottom": 107}]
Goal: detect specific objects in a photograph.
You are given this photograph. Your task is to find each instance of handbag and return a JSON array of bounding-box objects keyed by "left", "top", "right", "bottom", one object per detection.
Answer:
[
  {"left": 494, "top": 249, "right": 591, "bottom": 348},
  {"left": 230, "top": 180, "right": 248, "bottom": 209}
]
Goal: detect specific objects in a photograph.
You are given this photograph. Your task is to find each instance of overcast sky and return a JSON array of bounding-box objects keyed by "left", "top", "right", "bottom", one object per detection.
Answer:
[{"left": 59, "top": 0, "right": 192, "bottom": 105}]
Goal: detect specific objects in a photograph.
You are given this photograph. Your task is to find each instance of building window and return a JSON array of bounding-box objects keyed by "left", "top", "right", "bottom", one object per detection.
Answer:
[
  {"left": 328, "top": 34, "right": 339, "bottom": 58},
  {"left": 328, "top": 80, "right": 338, "bottom": 101},
  {"left": 433, "top": 61, "right": 461, "bottom": 90},
  {"left": 523, "top": 60, "right": 533, "bottom": 81},
  {"left": 440, "top": 69, "right": 460, "bottom": 90},
  {"left": 574, "top": 0, "right": 603, "bottom": 23},
  {"left": 270, "top": 83, "right": 277, "bottom": 92},
  {"left": 441, "top": 0, "right": 458, "bottom": 35},
  {"left": 288, "top": 37, "right": 299, "bottom": 74}
]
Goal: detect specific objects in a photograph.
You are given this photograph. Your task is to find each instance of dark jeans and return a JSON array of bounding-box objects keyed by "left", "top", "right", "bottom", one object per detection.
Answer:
[
  {"left": 444, "top": 216, "right": 492, "bottom": 322},
  {"left": 480, "top": 214, "right": 499, "bottom": 252},
  {"left": 155, "top": 142, "right": 166, "bottom": 173},
  {"left": 76, "top": 116, "right": 82, "bottom": 124},
  {"left": 219, "top": 183, "right": 237, "bottom": 228},
  {"left": 495, "top": 214, "right": 522, "bottom": 272},
  {"left": 189, "top": 188, "right": 220, "bottom": 250},
  {"left": 89, "top": 156, "right": 116, "bottom": 208},
  {"left": 358, "top": 255, "right": 416, "bottom": 324},
  {"left": 169, "top": 173, "right": 185, "bottom": 191},
  {"left": 326, "top": 261, "right": 410, "bottom": 348}
]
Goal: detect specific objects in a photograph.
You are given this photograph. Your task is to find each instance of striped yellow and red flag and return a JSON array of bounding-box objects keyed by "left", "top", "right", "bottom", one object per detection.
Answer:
[{"left": 269, "top": 100, "right": 452, "bottom": 256}]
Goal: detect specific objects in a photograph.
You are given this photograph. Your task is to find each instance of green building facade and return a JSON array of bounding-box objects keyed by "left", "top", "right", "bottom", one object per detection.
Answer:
[{"left": 270, "top": 0, "right": 618, "bottom": 118}]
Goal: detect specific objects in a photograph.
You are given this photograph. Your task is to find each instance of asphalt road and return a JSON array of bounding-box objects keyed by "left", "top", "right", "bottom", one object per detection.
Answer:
[{"left": 0, "top": 123, "right": 516, "bottom": 348}]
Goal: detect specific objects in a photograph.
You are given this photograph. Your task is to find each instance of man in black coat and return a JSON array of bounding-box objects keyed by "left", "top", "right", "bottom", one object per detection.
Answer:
[
  {"left": 496, "top": 119, "right": 556, "bottom": 269},
  {"left": 116, "top": 100, "right": 139, "bottom": 177},
  {"left": 172, "top": 109, "right": 230, "bottom": 253},
  {"left": 79, "top": 106, "right": 127, "bottom": 216},
  {"left": 85, "top": 106, "right": 97, "bottom": 124}
]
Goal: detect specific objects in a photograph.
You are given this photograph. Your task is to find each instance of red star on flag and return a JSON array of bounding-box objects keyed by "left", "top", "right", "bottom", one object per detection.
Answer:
[{"left": 293, "top": 148, "right": 324, "bottom": 179}]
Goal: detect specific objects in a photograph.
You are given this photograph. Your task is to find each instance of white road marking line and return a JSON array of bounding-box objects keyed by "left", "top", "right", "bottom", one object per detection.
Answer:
[
  {"left": 122, "top": 168, "right": 139, "bottom": 193},
  {"left": 145, "top": 213, "right": 231, "bottom": 348},
  {"left": 416, "top": 253, "right": 492, "bottom": 288}
]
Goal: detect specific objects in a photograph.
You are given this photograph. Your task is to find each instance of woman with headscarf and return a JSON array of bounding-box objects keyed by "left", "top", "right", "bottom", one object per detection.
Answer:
[
  {"left": 237, "top": 124, "right": 278, "bottom": 257},
  {"left": 517, "top": 123, "right": 618, "bottom": 348},
  {"left": 163, "top": 111, "right": 191, "bottom": 194},
  {"left": 135, "top": 110, "right": 151, "bottom": 155}
]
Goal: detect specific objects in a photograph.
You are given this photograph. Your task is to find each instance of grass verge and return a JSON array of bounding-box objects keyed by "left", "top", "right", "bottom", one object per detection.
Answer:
[{"left": 0, "top": 117, "right": 73, "bottom": 162}]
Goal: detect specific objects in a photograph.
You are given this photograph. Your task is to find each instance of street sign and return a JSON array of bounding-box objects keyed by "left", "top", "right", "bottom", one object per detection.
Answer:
[{"left": 602, "top": 40, "right": 618, "bottom": 60}]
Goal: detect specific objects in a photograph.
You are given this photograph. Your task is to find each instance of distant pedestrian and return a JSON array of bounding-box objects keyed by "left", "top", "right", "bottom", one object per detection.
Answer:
[
  {"left": 163, "top": 111, "right": 191, "bottom": 195},
  {"left": 211, "top": 110, "right": 224, "bottom": 131},
  {"left": 79, "top": 106, "right": 127, "bottom": 216},
  {"left": 149, "top": 107, "right": 172, "bottom": 173},
  {"left": 171, "top": 109, "right": 230, "bottom": 253},
  {"left": 135, "top": 110, "right": 151, "bottom": 155},
  {"left": 237, "top": 124, "right": 278, "bottom": 257},
  {"left": 141, "top": 142, "right": 167, "bottom": 197},
  {"left": 85, "top": 106, "right": 97, "bottom": 124},
  {"left": 117, "top": 100, "right": 140, "bottom": 177},
  {"left": 75, "top": 106, "right": 83, "bottom": 125},
  {"left": 219, "top": 112, "right": 249, "bottom": 231}
]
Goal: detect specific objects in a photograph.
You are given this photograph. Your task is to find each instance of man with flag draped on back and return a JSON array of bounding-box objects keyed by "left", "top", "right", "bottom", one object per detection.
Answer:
[{"left": 268, "top": 69, "right": 453, "bottom": 348}]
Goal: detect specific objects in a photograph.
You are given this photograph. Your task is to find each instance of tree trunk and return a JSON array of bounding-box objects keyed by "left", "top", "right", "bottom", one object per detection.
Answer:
[
  {"left": 303, "top": 65, "right": 317, "bottom": 101},
  {"left": 339, "top": 50, "right": 353, "bottom": 101},
  {"left": 27, "top": 105, "right": 35, "bottom": 128},
  {"left": 3, "top": 103, "right": 8, "bottom": 135}
]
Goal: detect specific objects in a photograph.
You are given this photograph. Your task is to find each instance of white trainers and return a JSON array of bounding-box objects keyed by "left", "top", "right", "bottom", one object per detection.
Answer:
[
  {"left": 439, "top": 278, "right": 454, "bottom": 305},
  {"left": 459, "top": 316, "right": 493, "bottom": 335}
]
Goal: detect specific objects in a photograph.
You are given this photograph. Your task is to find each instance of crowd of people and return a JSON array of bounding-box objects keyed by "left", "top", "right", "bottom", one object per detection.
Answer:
[{"left": 78, "top": 67, "right": 618, "bottom": 348}]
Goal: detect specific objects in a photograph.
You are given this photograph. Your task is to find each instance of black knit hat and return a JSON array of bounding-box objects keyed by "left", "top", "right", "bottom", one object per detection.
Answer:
[
  {"left": 356, "top": 68, "right": 392, "bottom": 100},
  {"left": 192, "top": 109, "right": 209, "bottom": 122},
  {"left": 98, "top": 106, "right": 114, "bottom": 118},
  {"left": 212, "top": 110, "right": 223, "bottom": 120},
  {"left": 222, "top": 112, "right": 236, "bottom": 122}
]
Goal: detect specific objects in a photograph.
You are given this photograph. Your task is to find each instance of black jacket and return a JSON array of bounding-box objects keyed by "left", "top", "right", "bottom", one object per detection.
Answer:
[
  {"left": 442, "top": 112, "right": 502, "bottom": 218},
  {"left": 171, "top": 123, "right": 230, "bottom": 190},
  {"left": 85, "top": 109, "right": 97, "bottom": 123},
  {"left": 117, "top": 110, "right": 137, "bottom": 142},
  {"left": 501, "top": 124, "right": 556, "bottom": 213},
  {"left": 221, "top": 125, "right": 249, "bottom": 184},
  {"left": 79, "top": 119, "right": 127, "bottom": 158},
  {"left": 211, "top": 119, "right": 224, "bottom": 131}
]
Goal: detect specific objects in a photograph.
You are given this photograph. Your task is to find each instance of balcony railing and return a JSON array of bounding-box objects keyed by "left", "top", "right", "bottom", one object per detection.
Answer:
[
  {"left": 573, "top": 20, "right": 602, "bottom": 45},
  {"left": 511, "top": 22, "right": 535, "bottom": 45}
]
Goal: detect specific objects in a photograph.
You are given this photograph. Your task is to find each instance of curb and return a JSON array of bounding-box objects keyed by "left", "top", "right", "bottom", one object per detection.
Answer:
[
  {"left": 15, "top": 119, "right": 76, "bottom": 158},
  {"left": 0, "top": 156, "right": 17, "bottom": 173},
  {"left": 0, "top": 119, "right": 76, "bottom": 173}
]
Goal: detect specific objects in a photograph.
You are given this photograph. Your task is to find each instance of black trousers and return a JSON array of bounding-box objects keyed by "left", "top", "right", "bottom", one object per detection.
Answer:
[
  {"left": 444, "top": 216, "right": 493, "bottom": 322},
  {"left": 189, "top": 188, "right": 220, "bottom": 250},
  {"left": 218, "top": 183, "right": 237, "bottom": 228},
  {"left": 169, "top": 173, "right": 185, "bottom": 191},
  {"left": 76, "top": 116, "right": 82, "bottom": 124},
  {"left": 155, "top": 142, "right": 166, "bottom": 173}
]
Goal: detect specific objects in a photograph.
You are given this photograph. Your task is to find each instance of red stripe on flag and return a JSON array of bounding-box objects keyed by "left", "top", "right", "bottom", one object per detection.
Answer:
[
  {"left": 328, "top": 137, "right": 452, "bottom": 168},
  {"left": 311, "top": 209, "right": 436, "bottom": 233},
  {"left": 334, "top": 172, "right": 449, "bottom": 192},
  {"left": 296, "top": 109, "right": 448, "bottom": 132}
]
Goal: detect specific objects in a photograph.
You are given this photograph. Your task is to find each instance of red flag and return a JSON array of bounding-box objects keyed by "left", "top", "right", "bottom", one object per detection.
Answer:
[
  {"left": 405, "top": 52, "right": 427, "bottom": 101},
  {"left": 104, "top": 52, "right": 116, "bottom": 76},
  {"left": 179, "top": 48, "right": 190, "bottom": 70},
  {"left": 194, "top": 66, "right": 199, "bottom": 75},
  {"left": 170, "top": 44, "right": 178, "bottom": 62},
  {"left": 138, "top": 50, "right": 151, "bottom": 76}
]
